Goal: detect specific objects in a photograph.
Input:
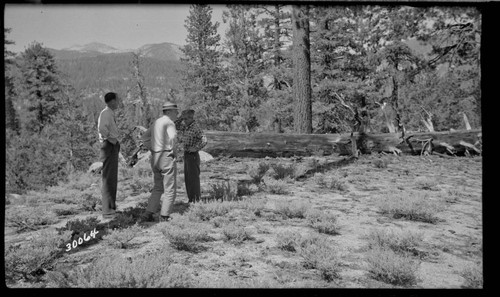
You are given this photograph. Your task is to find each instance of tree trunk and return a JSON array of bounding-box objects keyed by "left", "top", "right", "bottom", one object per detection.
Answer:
[
  {"left": 202, "top": 129, "right": 482, "bottom": 158},
  {"left": 292, "top": 5, "right": 312, "bottom": 134},
  {"left": 273, "top": 5, "right": 281, "bottom": 68},
  {"left": 390, "top": 76, "right": 404, "bottom": 134}
]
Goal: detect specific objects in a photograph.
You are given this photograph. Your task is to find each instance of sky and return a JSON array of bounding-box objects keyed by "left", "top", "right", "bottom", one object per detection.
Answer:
[{"left": 4, "top": 4, "right": 228, "bottom": 53}]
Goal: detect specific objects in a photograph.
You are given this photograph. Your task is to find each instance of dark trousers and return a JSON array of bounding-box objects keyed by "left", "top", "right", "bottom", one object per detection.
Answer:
[
  {"left": 100, "top": 140, "right": 120, "bottom": 215},
  {"left": 184, "top": 151, "right": 201, "bottom": 202}
]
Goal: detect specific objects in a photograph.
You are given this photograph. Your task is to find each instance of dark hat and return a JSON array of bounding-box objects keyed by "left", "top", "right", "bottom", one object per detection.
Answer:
[{"left": 162, "top": 102, "right": 178, "bottom": 110}]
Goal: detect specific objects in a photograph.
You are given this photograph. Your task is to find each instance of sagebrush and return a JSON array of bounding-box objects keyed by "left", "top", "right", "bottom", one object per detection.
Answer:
[
  {"left": 46, "top": 251, "right": 192, "bottom": 288},
  {"left": 5, "top": 229, "right": 72, "bottom": 284}
]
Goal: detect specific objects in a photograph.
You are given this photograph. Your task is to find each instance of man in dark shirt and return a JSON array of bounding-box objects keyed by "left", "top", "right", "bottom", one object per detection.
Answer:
[{"left": 175, "top": 109, "right": 207, "bottom": 203}]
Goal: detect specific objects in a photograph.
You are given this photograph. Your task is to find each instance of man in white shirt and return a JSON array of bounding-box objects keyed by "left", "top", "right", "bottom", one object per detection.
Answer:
[
  {"left": 97, "top": 92, "right": 121, "bottom": 219},
  {"left": 139, "top": 101, "right": 179, "bottom": 222}
]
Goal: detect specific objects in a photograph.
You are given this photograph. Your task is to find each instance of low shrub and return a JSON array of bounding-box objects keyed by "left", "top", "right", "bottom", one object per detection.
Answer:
[
  {"left": 5, "top": 229, "right": 72, "bottom": 283},
  {"left": 415, "top": 177, "right": 439, "bottom": 191},
  {"left": 237, "top": 198, "right": 267, "bottom": 217},
  {"left": 106, "top": 212, "right": 137, "bottom": 230},
  {"left": 58, "top": 216, "right": 100, "bottom": 236},
  {"left": 6, "top": 207, "right": 59, "bottom": 233},
  {"left": 365, "top": 247, "right": 419, "bottom": 286},
  {"left": 460, "top": 262, "right": 483, "bottom": 288},
  {"left": 211, "top": 216, "right": 230, "bottom": 228},
  {"left": 275, "top": 200, "right": 310, "bottom": 219},
  {"left": 57, "top": 216, "right": 106, "bottom": 248},
  {"left": 271, "top": 163, "right": 296, "bottom": 180},
  {"left": 160, "top": 215, "right": 212, "bottom": 252},
  {"left": 248, "top": 162, "right": 270, "bottom": 184},
  {"left": 198, "top": 276, "right": 279, "bottom": 288},
  {"left": 263, "top": 177, "right": 289, "bottom": 194},
  {"left": 313, "top": 173, "right": 348, "bottom": 192},
  {"left": 306, "top": 209, "right": 340, "bottom": 235},
  {"left": 366, "top": 228, "right": 424, "bottom": 256},
  {"left": 298, "top": 235, "right": 341, "bottom": 282},
  {"left": 53, "top": 207, "right": 80, "bottom": 217},
  {"left": 207, "top": 180, "right": 238, "bottom": 201},
  {"left": 186, "top": 201, "right": 233, "bottom": 222},
  {"left": 328, "top": 176, "right": 349, "bottom": 192},
  {"left": 237, "top": 183, "right": 257, "bottom": 197},
  {"left": 378, "top": 193, "right": 441, "bottom": 224},
  {"left": 446, "top": 188, "right": 469, "bottom": 203},
  {"left": 222, "top": 223, "right": 254, "bottom": 244},
  {"left": 102, "top": 224, "right": 142, "bottom": 249},
  {"left": 275, "top": 231, "right": 302, "bottom": 252},
  {"left": 45, "top": 251, "right": 193, "bottom": 288},
  {"left": 312, "top": 173, "right": 328, "bottom": 188},
  {"left": 226, "top": 208, "right": 257, "bottom": 222},
  {"left": 293, "top": 163, "right": 311, "bottom": 179},
  {"left": 373, "top": 159, "right": 388, "bottom": 169}
]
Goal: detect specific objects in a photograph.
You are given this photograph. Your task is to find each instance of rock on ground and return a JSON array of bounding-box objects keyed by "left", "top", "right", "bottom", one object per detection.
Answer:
[
  {"left": 5, "top": 193, "right": 24, "bottom": 205},
  {"left": 199, "top": 151, "right": 214, "bottom": 163}
]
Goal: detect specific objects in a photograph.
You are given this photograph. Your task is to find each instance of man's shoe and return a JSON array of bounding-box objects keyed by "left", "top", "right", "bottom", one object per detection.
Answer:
[
  {"left": 159, "top": 215, "right": 172, "bottom": 222},
  {"left": 139, "top": 211, "right": 155, "bottom": 223}
]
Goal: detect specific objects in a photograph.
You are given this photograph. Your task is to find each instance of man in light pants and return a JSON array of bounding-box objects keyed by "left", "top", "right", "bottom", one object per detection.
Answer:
[{"left": 139, "top": 101, "right": 179, "bottom": 222}]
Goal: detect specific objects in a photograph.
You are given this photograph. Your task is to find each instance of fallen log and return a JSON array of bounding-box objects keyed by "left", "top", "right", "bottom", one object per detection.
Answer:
[{"left": 202, "top": 129, "right": 481, "bottom": 158}]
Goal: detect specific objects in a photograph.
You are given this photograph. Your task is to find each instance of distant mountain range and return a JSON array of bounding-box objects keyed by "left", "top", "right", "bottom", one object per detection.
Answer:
[
  {"left": 47, "top": 42, "right": 184, "bottom": 62},
  {"left": 38, "top": 42, "right": 186, "bottom": 94}
]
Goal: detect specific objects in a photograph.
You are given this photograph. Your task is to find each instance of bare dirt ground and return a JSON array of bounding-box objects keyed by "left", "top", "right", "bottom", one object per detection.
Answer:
[{"left": 4, "top": 153, "right": 482, "bottom": 288}]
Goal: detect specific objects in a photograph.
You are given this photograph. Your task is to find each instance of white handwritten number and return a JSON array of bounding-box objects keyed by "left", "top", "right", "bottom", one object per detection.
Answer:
[
  {"left": 66, "top": 228, "right": 100, "bottom": 252},
  {"left": 90, "top": 228, "right": 99, "bottom": 239}
]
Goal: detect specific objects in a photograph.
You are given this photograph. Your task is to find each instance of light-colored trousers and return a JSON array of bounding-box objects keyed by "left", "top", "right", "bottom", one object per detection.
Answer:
[{"left": 146, "top": 150, "right": 177, "bottom": 216}]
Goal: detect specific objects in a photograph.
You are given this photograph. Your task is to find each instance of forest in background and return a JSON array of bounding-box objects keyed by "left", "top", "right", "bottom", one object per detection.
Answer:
[{"left": 4, "top": 4, "right": 481, "bottom": 194}]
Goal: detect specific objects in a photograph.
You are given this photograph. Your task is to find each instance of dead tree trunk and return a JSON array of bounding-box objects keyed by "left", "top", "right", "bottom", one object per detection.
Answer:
[
  {"left": 202, "top": 129, "right": 481, "bottom": 158},
  {"left": 420, "top": 106, "right": 435, "bottom": 132},
  {"left": 459, "top": 111, "right": 472, "bottom": 130}
]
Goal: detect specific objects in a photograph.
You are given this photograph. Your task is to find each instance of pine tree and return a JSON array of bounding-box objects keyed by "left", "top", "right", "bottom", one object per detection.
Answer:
[
  {"left": 4, "top": 28, "right": 20, "bottom": 134},
  {"left": 55, "top": 78, "right": 99, "bottom": 172},
  {"left": 19, "top": 42, "right": 63, "bottom": 134},
  {"left": 222, "top": 5, "right": 267, "bottom": 132},
  {"left": 257, "top": 5, "right": 293, "bottom": 133},
  {"left": 181, "top": 4, "right": 225, "bottom": 129}
]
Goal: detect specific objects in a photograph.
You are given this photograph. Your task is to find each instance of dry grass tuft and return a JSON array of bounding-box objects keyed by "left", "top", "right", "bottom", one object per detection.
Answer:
[
  {"left": 365, "top": 247, "right": 419, "bottom": 286},
  {"left": 378, "top": 193, "right": 442, "bottom": 224},
  {"left": 306, "top": 209, "right": 341, "bottom": 235},
  {"left": 274, "top": 200, "right": 311, "bottom": 219}
]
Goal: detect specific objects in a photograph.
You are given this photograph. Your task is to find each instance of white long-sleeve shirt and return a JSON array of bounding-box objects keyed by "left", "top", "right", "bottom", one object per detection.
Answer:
[
  {"left": 98, "top": 107, "right": 119, "bottom": 144},
  {"left": 141, "top": 115, "right": 177, "bottom": 152}
]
